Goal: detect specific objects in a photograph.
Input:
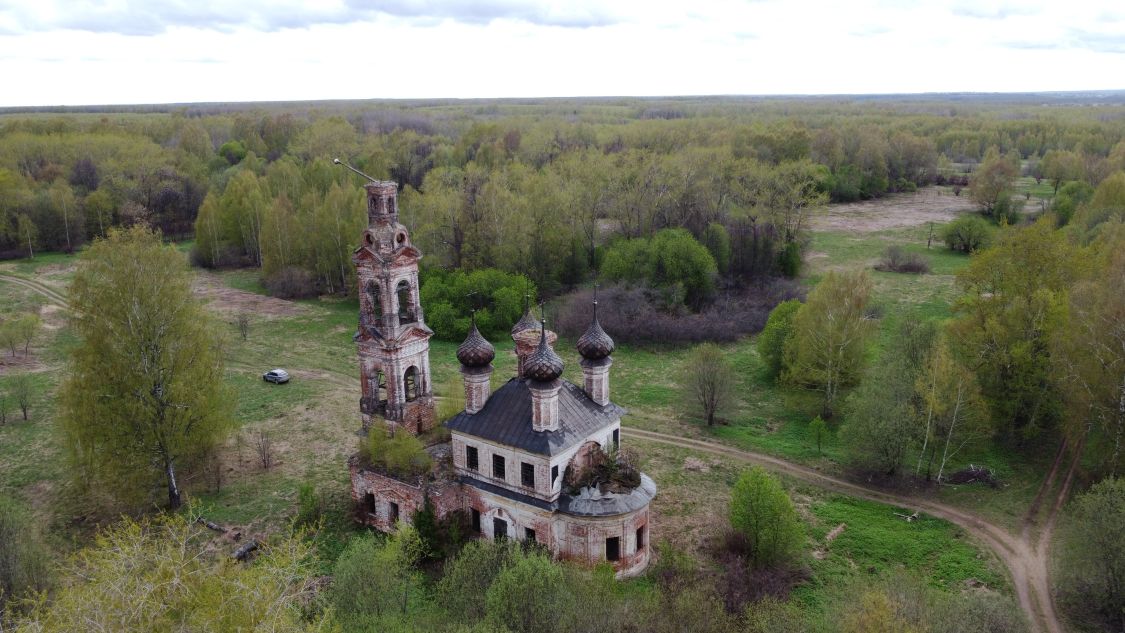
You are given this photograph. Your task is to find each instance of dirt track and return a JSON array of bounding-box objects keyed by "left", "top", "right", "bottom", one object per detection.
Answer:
[
  {"left": 0, "top": 272, "right": 1072, "bottom": 633},
  {"left": 623, "top": 427, "right": 1072, "bottom": 633}
]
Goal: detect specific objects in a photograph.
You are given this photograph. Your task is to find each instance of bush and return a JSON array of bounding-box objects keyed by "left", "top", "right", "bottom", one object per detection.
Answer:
[
  {"left": 294, "top": 480, "right": 322, "bottom": 528},
  {"left": 555, "top": 280, "right": 805, "bottom": 345},
  {"left": 942, "top": 216, "right": 994, "bottom": 253},
  {"left": 757, "top": 299, "right": 802, "bottom": 380},
  {"left": 485, "top": 548, "right": 574, "bottom": 633},
  {"left": 436, "top": 539, "right": 518, "bottom": 624},
  {"left": 601, "top": 228, "right": 718, "bottom": 311},
  {"left": 364, "top": 422, "right": 433, "bottom": 479},
  {"left": 1057, "top": 477, "right": 1125, "bottom": 632},
  {"left": 728, "top": 467, "right": 803, "bottom": 571},
  {"left": 874, "top": 245, "right": 930, "bottom": 274},
  {"left": 777, "top": 241, "right": 802, "bottom": 277},
  {"left": 420, "top": 267, "right": 534, "bottom": 341},
  {"left": 263, "top": 266, "right": 318, "bottom": 298},
  {"left": 0, "top": 495, "right": 51, "bottom": 606},
  {"left": 1052, "top": 180, "right": 1094, "bottom": 227}
]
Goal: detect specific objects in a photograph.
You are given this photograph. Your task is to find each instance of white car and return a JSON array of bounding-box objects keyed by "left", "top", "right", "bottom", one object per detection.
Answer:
[{"left": 262, "top": 369, "right": 290, "bottom": 384}]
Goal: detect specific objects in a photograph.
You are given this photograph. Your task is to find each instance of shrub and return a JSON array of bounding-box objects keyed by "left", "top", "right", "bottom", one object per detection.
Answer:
[
  {"left": 1057, "top": 477, "right": 1125, "bottom": 632},
  {"left": 942, "top": 216, "right": 994, "bottom": 253},
  {"left": 436, "top": 539, "right": 518, "bottom": 624},
  {"left": 0, "top": 495, "right": 51, "bottom": 606},
  {"left": 420, "top": 267, "right": 534, "bottom": 341},
  {"left": 263, "top": 266, "right": 318, "bottom": 298},
  {"left": 485, "top": 548, "right": 574, "bottom": 633},
  {"left": 874, "top": 245, "right": 930, "bottom": 274},
  {"left": 602, "top": 228, "right": 718, "bottom": 311},
  {"left": 728, "top": 467, "right": 803, "bottom": 571},
  {"left": 777, "top": 241, "right": 802, "bottom": 277},
  {"left": 757, "top": 299, "right": 802, "bottom": 380},
  {"left": 364, "top": 422, "right": 433, "bottom": 479},
  {"left": 293, "top": 481, "right": 322, "bottom": 528},
  {"left": 1051, "top": 180, "right": 1094, "bottom": 227}
]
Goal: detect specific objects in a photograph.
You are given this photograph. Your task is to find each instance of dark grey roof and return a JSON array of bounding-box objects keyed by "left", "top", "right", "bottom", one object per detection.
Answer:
[
  {"left": 458, "top": 475, "right": 554, "bottom": 511},
  {"left": 457, "top": 321, "right": 495, "bottom": 367},
  {"left": 459, "top": 473, "right": 656, "bottom": 517},
  {"left": 446, "top": 378, "right": 625, "bottom": 456}
]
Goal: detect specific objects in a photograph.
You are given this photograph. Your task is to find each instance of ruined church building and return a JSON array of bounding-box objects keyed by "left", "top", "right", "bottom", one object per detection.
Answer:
[{"left": 347, "top": 180, "right": 655, "bottom": 577}]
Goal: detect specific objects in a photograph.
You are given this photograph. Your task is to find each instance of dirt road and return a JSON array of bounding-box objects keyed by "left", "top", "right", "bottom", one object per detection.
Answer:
[
  {"left": 0, "top": 273, "right": 69, "bottom": 307},
  {"left": 623, "top": 427, "right": 1071, "bottom": 633},
  {"left": 0, "top": 273, "right": 1071, "bottom": 633}
]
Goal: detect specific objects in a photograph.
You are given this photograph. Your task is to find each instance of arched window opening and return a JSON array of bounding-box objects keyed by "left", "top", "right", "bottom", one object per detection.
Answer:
[
  {"left": 365, "top": 281, "right": 382, "bottom": 319},
  {"left": 404, "top": 367, "right": 418, "bottom": 401},
  {"left": 375, "top": 369, "right": 387, "bottom": 402},
  {"left": 397, "top": 280, "right": 414, "bottom": 324}
]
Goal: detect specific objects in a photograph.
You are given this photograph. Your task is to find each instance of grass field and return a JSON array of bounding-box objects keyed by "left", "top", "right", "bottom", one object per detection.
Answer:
[{"left": 0, "top": 188, "right": 1037, "bottom": 613}]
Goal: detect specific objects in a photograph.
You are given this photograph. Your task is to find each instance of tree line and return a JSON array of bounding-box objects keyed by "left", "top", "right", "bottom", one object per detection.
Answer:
[{"left": 4, "top": 97, "right": 1124, "bottom": 299}]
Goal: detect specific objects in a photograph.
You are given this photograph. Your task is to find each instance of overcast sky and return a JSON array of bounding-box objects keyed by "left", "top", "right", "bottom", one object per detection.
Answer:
[{"left": 1, "top": 0, "right": 1123, "bottom": 107}]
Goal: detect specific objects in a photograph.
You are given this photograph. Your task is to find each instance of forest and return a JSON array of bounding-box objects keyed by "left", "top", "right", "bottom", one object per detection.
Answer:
[{"left": 1, "top": 94, "right": 1124, "bottom": 633}]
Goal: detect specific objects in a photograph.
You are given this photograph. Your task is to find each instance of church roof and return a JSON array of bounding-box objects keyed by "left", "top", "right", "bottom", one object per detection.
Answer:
[{"left": 446, "top": 378, "right": 625, "bottom": 456}]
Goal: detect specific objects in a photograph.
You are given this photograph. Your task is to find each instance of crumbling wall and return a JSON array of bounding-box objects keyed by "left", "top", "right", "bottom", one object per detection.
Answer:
[{"left": 350, "top": 460, "right": 463, "bottom": 531}]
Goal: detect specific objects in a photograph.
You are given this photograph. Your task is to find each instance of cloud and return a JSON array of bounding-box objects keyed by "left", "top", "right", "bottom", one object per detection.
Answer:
[
  {"left": 365, "top": 0, "right": 619, "bottom": 28},
  {"left": 0, "top": 0, "right": 620, "bottom": 36},
  {"left": 1068, "top": 28, "right": 1125, "bottom": 54},
  {"left": 950, "top": 1, "right": 1040, "bottom": 20}
]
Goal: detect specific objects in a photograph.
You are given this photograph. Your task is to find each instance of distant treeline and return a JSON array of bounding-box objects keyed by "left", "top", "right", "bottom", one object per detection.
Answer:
[{"left": 2, "top": 96, "right": 1124, "bottom": 292}]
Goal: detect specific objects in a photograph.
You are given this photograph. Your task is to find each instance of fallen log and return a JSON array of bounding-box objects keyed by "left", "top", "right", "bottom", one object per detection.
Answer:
[
  {"left": 232, "top": 539, "right": 259, "bottom": 561},
  {"left": 196, "top": 517, "right": 226, "bottom": 533},
  {"left": 893, "top": 511, "right": 920, "bottom": 522}
]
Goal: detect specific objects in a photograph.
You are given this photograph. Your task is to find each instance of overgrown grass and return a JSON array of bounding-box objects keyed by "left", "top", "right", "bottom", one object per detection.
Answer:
[
  {"left": 795, "top": 490, "right": 1007, "bottom": 617},
  {"left": 0, "top": 251, "right": 75, "bottom": 276}
]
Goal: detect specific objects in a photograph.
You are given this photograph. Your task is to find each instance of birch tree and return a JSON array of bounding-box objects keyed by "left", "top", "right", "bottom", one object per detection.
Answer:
[
  {"left": 783, "top": 269, "right": 875, "bottom": 416},
  {"left": 59, "top": 226, "right": 233, "bottom": 509},
  {"left": 916, "top": 339, "right": 988, "bottom": 482}
]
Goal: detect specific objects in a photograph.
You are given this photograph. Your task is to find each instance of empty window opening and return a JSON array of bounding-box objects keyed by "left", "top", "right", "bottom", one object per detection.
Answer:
[
  {"left": 389, "top": 502, "right": 400, "bottom": 524},
  {"left": 525, "top": 527, "right": 537, "bottom": 542},
  {"left": 466, "top": 446, "right": 479, "bottom": 471},
  {"left": 636, "top": 526, "right": 645, "bottom": 551},
  {"left": 404, "top": 367, "right": 418, "bottom": 401},
  {"left": 397, "top": 280, "right": 414, "bottom": 324},
  {"left": 493, "top": 455, "right": 506, "bottom": 479},
  {"left": 493, "top": 517, "right": 508, "bottom": 540},
  {"left": 612, "top": 429, "right": 620, "bottom": 451},
  {"left": 364, "top": 493, "right": 376, "bottom": 514},
  {"left": 521, "top": 462, "right": 535, "bottom": 488},
  {"left": 552, "top": 465, "right": 559, "bottom": 485},
  {"left": 606, "top": 537, "right": 620, "bottom": 562},
  {"left": 365, "top": 281, "right": 382, "bottom": 319},
  {"left": 375, "top": 369, "right": 386, "bottom": 402},
  {"left": 471, "top": 509, "right": 481, "bottom": 533}
]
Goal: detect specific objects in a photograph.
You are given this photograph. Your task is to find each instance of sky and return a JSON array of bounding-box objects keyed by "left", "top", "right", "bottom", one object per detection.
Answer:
[{"left": 1, "top": 0, "right": 1123, "bottom": 107}]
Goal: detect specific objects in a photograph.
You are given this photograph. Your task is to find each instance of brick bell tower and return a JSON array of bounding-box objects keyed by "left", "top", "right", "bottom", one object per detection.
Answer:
[{"left": 352, "top": 180, "right": 435, "bottom": 435}]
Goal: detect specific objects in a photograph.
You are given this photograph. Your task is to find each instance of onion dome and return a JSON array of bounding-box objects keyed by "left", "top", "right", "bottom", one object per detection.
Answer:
[
  {"left": 511, "top": 305, "right": 539, "bottom": 337},
  {"left": 457, "top": 313, "right": 495, "bottom": 367},
  {"left": 576, "top": 300, "right": 614, "bottom": 361},
  {"left": 524, "top": 321, "right": 564, "bottom": 382}
]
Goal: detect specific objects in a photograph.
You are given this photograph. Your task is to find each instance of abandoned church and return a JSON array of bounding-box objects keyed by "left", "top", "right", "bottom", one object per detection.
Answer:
[{"left": 347, "top": 180, "right": 655, "bottom": 577}]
